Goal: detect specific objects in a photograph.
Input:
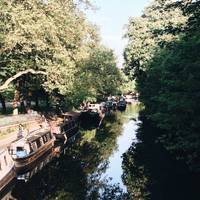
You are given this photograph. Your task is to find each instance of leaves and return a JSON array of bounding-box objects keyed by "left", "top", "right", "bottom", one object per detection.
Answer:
[
  {"left": 0, "top": 0, "right": 122, "bottom": 108},
  {"left": 124, "top": 0, "right": 200, "bottom": 171}
]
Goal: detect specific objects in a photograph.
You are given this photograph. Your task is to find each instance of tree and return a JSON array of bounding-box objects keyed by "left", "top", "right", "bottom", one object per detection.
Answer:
[
  {"left": 0, "top": 0, "right": 101, "bottom": 112},
  {"left": 124, "top": 0, "right": 200, "bottom": 171},
  {"left": 85, "top": 46, "right": 122, "bottom": 99}
]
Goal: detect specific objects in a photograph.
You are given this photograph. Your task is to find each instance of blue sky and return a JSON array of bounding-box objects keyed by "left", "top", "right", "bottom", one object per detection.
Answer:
[{"left": 86, "top": 0, "right": 150, "bottom": 67}]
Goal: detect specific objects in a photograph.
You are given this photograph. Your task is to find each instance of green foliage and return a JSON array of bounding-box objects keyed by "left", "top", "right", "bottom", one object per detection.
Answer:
[
  {"left": 120, "top": 73, "right": 136, "bottom": 94},
  {"left": 124, "top": 0, "right": 188, "bottom": 79},
  {"left": 0, "top": 0, "right": 122, "bottom": 109},
  {"left": 70, "top": 46, "right": 122, "bottom": 104},
  {"left": 124, "top": 0, "right": 200, "bottom": 171},
  {"left": 122, "top": 113, "right": 200, "bottom": 200}
]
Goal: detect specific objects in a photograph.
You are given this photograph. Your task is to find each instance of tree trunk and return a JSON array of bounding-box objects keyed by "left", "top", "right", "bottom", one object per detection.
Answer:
[
  {"left": 20, "top": 101, "right": 26, "bottom": 114},
  {"left": 13, "top": 89, "right": 20, "bottom": 115},
  {"left": 0, "top": 94, "right": 6, "bottom": 114},
  {"left": 35, "top": 95, "right": 39, "bottom": 109},
  {"left": 13, "top": 79, "right": 21, "bottom": 115}
]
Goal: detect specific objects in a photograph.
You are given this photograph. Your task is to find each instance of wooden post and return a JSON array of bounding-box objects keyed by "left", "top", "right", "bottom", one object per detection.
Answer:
[{"left": 13, "top": 80, "right": 20, "bottom": 115}]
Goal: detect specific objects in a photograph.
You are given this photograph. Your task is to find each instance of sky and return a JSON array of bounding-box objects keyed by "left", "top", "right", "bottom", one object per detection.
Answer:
[{"left": 86, "top": 0, "right": 150, "bottom": 67}]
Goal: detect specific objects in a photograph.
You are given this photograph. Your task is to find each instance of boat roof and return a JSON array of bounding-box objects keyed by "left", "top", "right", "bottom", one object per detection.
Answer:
[
  {"left": 62, "top": 111, "right": 80, "bottom": 118},
  {"left": 26, "top": 130, "right": 50, "bottom": 142},
  {"left": 10, "top": 129, "right": 51, "bottom": 146}
]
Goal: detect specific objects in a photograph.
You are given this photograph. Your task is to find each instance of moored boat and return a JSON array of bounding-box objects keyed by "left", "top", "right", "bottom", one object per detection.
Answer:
[
  {"left": 117, "top": 97, "right": 127, "bottom": 111},
  {"left": 8, "top": 130, "right": 54, "bottom": 171},
  {"left": 17, "top": 150, "right": 54, "bottom": 182},
  {"left": 62, "top": 118, "right": 79, "bottom": 139},
  {"left": 51, "top": 118, "right": 79, "bottom": 141},
  {"left": 0, "top": 149, "right": 16, "bottom": 192},
  {"left": 105, "top": 100, "right": 113, "bottom": 110},
  {"left": 80, "top": 109, "right": 100, "bottom": 129}
]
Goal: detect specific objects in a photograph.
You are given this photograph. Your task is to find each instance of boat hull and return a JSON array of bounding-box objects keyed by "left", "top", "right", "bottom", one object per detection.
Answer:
[
  {"left": 80, "top": 111, "right": 100, "bottom": 128},
  {"left": 16, "top": 148, "right": 54, "bottom": 176},
  {"left": 0, "top": 168, "right": 16, "bottom": 192},
  {"left": 54, "top": 126, "right": 79, "bottom": 141},
  {"left": 65, "top": 126, "right": 79, "bottom": 138},
  {"left": 117, "top": 104, "right": 127, "bottom": 111},
  {"left": 13, "top": 140, "right": 54, "bottom": 172}
]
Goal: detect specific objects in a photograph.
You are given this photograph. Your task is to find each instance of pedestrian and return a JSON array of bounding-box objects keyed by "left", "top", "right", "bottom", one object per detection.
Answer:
[{"left": 17, "top": 124, "right": 24, "bottom": 139}]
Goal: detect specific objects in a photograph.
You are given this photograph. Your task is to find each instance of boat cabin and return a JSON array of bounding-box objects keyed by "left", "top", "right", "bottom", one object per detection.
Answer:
[
  {"left": 51, "top": 117, "right": 78, "bottom": 140},
  {"left": 8, "top": 131, "right": 53, "bottom": 159}
]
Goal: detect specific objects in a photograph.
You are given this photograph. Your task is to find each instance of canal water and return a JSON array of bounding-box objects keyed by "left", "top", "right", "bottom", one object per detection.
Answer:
[
  {"left": 2, "top": 103, "right": 200, "bottom": 200},
  {"left": 2, "top": 104, "right": 141, "bottom": 200},
  {"left": 100, "top": 104, "right": 140, "bottom": 190}
]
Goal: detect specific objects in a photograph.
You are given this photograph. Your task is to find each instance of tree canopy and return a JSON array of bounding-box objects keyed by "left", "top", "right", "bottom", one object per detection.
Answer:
[
  {"left": 0, "top": 0, "right": 122, "bottom": 112},
  {"left": 124, "top": 0, "right": 200, "bottom": 171}
]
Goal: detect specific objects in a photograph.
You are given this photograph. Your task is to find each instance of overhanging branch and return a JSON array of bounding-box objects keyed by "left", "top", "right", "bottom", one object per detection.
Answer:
[{"left": 0, "top": 69, "right": 47, "bottom": 91}]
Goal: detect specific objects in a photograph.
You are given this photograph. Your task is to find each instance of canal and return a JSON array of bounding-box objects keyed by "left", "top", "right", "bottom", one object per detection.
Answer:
[
  {"left": 2, "top": 103, "right": 200, "bottom": 200},
  {"left": 2, "top": 104, "right": 141, "bottom": 200}
]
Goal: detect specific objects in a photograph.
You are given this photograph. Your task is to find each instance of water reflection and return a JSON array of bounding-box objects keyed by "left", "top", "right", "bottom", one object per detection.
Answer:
[
  {"left": 122, "top": 113, "right": 200, "bottom": 200},
  {"left": 2, "top": 104, "right": 141, "bottom": 200},
  {"left": 101, "top": 104, "right": 140, "bottom": 190}
]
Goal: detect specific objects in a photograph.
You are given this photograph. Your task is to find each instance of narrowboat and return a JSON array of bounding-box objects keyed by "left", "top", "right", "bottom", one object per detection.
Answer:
[
  {"left": 51, "top": 118, "right": 79, "bottom": 141},
  {"left": 8, "top": 130, "right": 54, "bottom": 171},
  {"left": 117, "top": 98, "right": 127, "bottom": 111},
  {"left": 105, "top": 100, "right": 113, "bottom": 110},
  {"left": 80, "top": 109, "right": 100, "bottom": 129},
  {"left": 62, "top": 118, "right": 79, "bottom": 138},
  {"left": 0, "top": 149, "right": 16, "bottom": 192}
]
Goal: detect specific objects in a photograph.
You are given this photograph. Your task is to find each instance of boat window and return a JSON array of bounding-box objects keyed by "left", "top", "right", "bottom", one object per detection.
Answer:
[
  {"left": 16, "top": 147, "right": 27, "bottom": 158},
  {"left": 17, "top": 147, "right": 24, "bottom": 151},
  {"left": 43, "top": 135, "right": 47, "bottom": 143},
  {"left": 36, "top": 139, "right": 41, "bottom": 148},
  {"left": 46, "top": 132, "right": 52, "bottom": 140},
  {"left": 46, "top": 133, "right": 50, "bottom": 141},
  {"left": 29, "top": 144, "right": 34, "bottom": 153},
  {"left": 24, "top": 144, "right": 31, "bottom": 154},
  {"left": 40, "top": 137, "right": 44, "bottom": 145},
  {"left": 4, "top": 156, "right": 7, "bottom": 166},
  {"left": 31, "top": 142, "right": 37, "bottom": 151}
]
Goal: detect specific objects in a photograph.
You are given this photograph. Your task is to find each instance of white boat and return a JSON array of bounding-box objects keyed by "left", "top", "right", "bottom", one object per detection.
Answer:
[
  {"left": 8, "top": 130, "right": 54, "bottom": 171},
  {"left": 0, "top": 149, "right": 15, "bottom": 192},
  {"left": 17, "top": 150, "right": 54, "bottom": 182}
]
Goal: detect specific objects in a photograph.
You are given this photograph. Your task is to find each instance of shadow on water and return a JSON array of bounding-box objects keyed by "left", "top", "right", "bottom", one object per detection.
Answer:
[{"left": 122, "top": 112, "right": 200, "bottom": 200}]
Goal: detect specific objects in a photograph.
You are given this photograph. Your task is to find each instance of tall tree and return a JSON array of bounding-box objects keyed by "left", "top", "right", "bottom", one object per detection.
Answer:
[
  {"left": 124, "top": 0, "right": 200, "bottom": 171},
  {"left": 0, "top": 0, "right": 102, "bottom": 111}
]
